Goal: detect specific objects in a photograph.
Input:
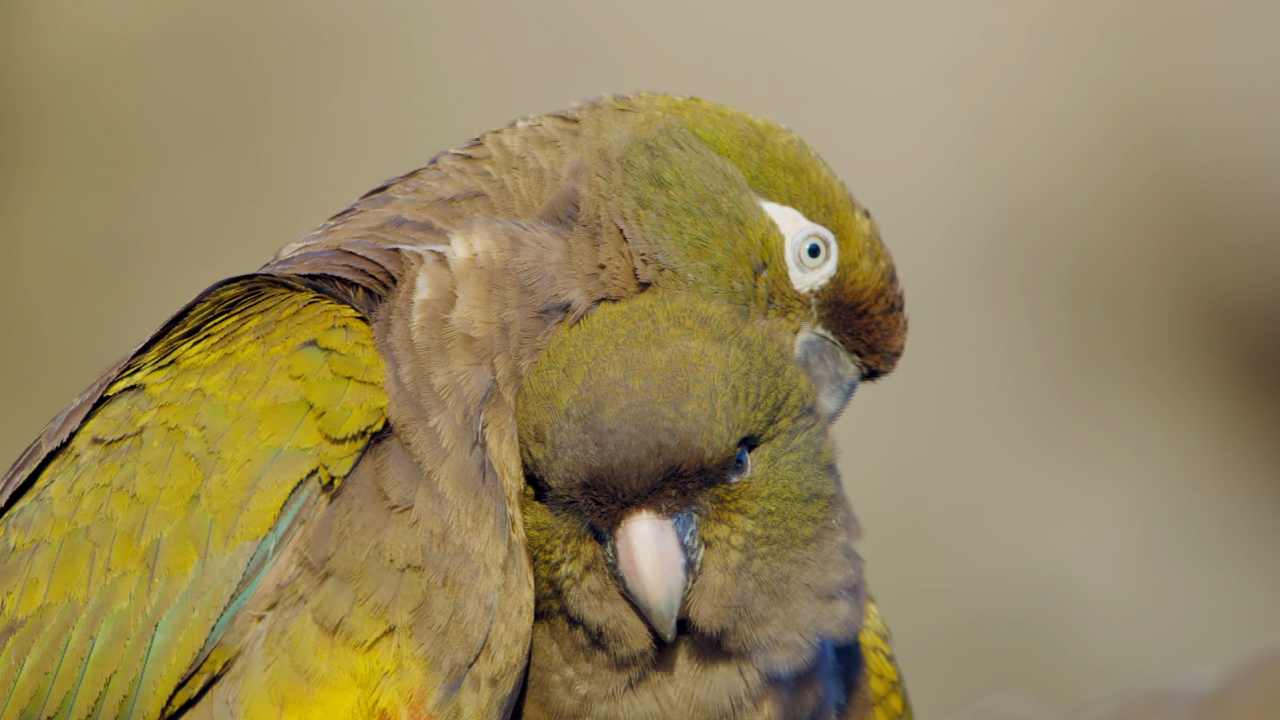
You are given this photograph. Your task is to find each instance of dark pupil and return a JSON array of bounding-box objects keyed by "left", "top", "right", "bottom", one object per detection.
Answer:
[
  {"left": 806, "top": 242, "right": 823, "bottom": 259},
  {"left": 734, "top": 448, "right": 748, "bottom": 470}
]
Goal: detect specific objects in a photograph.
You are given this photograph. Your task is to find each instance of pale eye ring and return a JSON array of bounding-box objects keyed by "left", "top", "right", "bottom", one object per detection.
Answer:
[
  {"left": 798, "top": 232, "right": 830, "bottom": 269},
  {"left": 761, "top": 200, "right": 839, "bottom": 294}
]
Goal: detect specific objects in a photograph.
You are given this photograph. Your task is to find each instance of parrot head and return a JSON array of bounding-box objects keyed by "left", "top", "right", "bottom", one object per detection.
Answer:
[
  {"left": 518, "top": 292, "right": 863, "bottom": 713},
  {"left": 571, "top": 94, "right": 907, "bottom": 416}
]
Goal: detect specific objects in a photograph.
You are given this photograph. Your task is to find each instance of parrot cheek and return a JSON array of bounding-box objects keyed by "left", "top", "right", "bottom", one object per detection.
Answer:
[{"left": 612, "top": 510, "right": 688, "bottom": 643}]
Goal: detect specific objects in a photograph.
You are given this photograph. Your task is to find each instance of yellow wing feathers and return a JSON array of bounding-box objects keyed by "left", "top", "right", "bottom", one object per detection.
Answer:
[
  {"left": 855, "top": 598, "right": 913, "bottom": 720},
  {"left": 0, "top": 278, "right": 387, "bottom": 720}
]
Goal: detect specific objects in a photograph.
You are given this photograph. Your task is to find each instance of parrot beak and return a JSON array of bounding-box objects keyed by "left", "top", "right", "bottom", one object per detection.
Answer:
[
  {"left": 614, "top": 510, "right": 687, "bottom": 643},
  {"left": 795, "top": 327, "right": 862, "bottom": 421}
]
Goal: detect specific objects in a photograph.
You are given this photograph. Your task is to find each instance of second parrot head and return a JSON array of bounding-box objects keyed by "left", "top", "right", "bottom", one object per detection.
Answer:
[{"left": 518, "top": 293, "right": 862, "bottom": 661}]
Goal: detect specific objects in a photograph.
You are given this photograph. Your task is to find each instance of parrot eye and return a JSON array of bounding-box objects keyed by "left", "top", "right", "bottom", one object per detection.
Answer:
[
  {"left": 760, "top": 200, "right": 839, "bottom": 294},
  {"left": 728, "top": 443, "right": 752, "bottom": 483},
  {"left": 798, "top": 232, "right": 830, "bottom": 269}
]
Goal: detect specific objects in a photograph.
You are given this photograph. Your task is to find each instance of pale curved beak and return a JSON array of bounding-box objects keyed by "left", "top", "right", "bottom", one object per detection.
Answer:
[{"left": 613, "top": 510, "right": 687, "bottom": 643}]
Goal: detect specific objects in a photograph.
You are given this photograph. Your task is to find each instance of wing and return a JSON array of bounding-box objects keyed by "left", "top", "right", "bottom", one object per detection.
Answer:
[
  {"left": 0, "top": 115, "right": 643, "bottom": 719},
  {"left": 0, "top": 276, "right": 387, "bottom": 719},
  {"left": 842, "top": 596, "right": 913, "bottom": 720}
]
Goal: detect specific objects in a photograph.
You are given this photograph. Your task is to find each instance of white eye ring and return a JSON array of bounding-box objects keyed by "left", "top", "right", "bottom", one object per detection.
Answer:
[{"left": 761, "top": 200, "right": 839, "bottom": 294}]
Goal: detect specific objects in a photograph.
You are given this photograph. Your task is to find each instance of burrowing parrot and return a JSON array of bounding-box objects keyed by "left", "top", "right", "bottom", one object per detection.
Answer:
[
  {"left": 518, "top": 292, "right": 909, "bottom": 719},
  {"left": 0, "top": 93, "right": 908, "bottom": 719}
]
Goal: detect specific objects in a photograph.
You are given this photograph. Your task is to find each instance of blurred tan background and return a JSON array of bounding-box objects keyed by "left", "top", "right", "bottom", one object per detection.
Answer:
[{"left": 2, "top": 1, "right": 1279, "bottom": 716}]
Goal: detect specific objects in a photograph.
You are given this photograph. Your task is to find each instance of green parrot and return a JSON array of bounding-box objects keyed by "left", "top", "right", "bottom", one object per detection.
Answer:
[
  {"left": 0, "top": 93, "right": 907, "bottom": 719},
  {"left": 517, "top": 292, "right": 909, "bottom": 719}
]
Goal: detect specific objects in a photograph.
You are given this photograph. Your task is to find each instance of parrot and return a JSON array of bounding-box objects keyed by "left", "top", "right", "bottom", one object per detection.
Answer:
[
  {"left": 516, "top": 292, "right": 909, "bottom": 719},
  {"left": 0, "top": 93, "right": 908, "bottom": 719}
]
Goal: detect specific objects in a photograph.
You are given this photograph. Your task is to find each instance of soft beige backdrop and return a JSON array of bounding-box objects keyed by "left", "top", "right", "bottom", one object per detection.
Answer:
[{"left": 2, "top": 1, "right": 1278, "bottom": 716}]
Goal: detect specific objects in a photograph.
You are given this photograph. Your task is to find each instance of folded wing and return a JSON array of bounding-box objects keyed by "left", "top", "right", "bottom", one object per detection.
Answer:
[{"left": 0, "top": 276, "right": 387, "bottom": 719}]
